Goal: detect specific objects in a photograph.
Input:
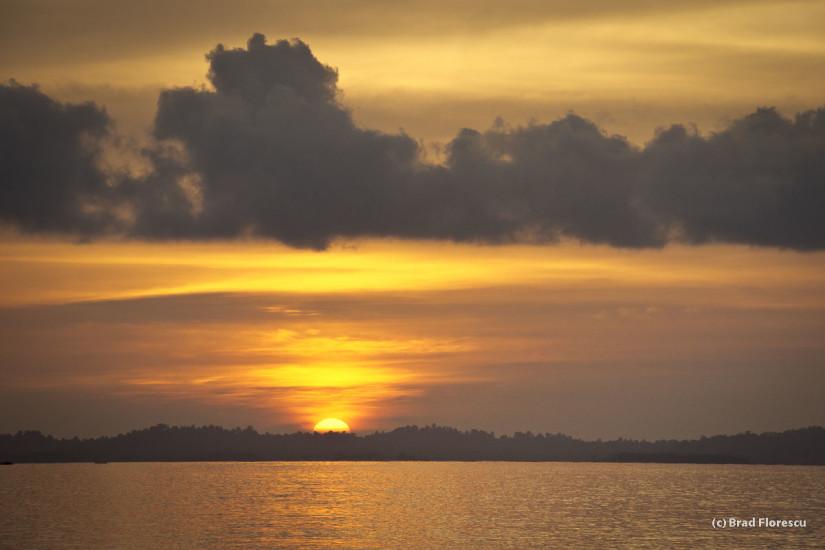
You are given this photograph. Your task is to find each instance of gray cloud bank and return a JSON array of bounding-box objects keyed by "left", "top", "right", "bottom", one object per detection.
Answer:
[{"left": 2, "top": 34, "right": 824, "bottom": 249}]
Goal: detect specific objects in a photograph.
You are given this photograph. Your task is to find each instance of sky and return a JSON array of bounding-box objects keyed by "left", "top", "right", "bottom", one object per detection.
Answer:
[{"left": 1, "top": 0, "right": 824, "bottom": 440}]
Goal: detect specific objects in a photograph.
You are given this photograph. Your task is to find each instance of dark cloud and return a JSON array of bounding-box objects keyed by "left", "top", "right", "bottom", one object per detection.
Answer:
[
  {"left": 0, "top": 81, "right": 118, "bottom": 235},
  {"left": 440, "top": 117, "right": 663, "bottom": 247},
  {"left": 206, "top": 33, "right": 338, "bottom": 106},
  {"left": 642, "top": 108, "right": 825, "bottom": 249},
  {"left": 1, "top": 34, "right": 824, "bottom": 249},
  {"left": 145, "top": 34, "right": 419, "bottom": 248}
]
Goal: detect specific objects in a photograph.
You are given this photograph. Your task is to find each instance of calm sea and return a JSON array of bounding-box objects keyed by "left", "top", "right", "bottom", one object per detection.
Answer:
[{"left": 1, "top": 462, "right": 822, "bottom": 549}]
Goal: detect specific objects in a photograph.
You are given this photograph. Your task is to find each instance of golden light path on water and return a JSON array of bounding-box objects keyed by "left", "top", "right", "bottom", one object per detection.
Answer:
[{"left": 3, "top": 462, "right": 825, "bottom": 548}]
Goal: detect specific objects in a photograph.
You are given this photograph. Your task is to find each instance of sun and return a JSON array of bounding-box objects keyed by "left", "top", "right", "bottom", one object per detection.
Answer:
[{"left": 313, "top": 418, "right": 350, "bottom": 432}]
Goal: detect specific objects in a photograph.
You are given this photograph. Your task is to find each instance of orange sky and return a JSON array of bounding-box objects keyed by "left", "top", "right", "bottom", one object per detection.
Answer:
[
  {"left": 1, "top": 236, "right": 823, "bottom": 439},
  {"left": 1, "top": 0, "right": 824, "bottom": 439}
]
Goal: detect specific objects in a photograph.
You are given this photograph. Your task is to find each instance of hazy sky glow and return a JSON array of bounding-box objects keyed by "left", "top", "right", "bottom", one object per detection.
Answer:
[{"left": 1, "top": 0, "right": 824, "bottom": 439}]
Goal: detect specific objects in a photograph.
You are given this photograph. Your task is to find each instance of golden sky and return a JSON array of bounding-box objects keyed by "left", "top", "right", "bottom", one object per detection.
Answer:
[
  {"left": 0, "top": 0, "right": 824, "bottom": 439},
  {"left": 3, "top": 0, "right": 824, "bottom": 143},
  {"left": 1, "top": 237, "right": 823, "bottom": 439}
]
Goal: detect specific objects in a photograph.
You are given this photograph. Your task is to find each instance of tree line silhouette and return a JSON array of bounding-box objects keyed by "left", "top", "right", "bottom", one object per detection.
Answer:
[{"left": 1, "top": 424, "right": 823, "bottom": 464}]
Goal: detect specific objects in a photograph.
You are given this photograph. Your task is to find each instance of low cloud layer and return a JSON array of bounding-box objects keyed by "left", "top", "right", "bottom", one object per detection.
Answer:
[
  {"left": 2, "top": 34, "right": 824, "bottom": 249},
  {"left": 0, "top": 82, "right": 117, "bottom": 234}
]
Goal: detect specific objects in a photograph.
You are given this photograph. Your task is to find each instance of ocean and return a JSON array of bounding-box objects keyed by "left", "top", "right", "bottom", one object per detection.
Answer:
[{"left": 1, "top": 462, "right": 822, "bottom": 548}]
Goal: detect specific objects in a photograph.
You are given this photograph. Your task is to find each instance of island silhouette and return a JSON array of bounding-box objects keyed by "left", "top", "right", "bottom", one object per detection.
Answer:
[{"left": 1, "top": 424, "right": 823, "bottom": 464}]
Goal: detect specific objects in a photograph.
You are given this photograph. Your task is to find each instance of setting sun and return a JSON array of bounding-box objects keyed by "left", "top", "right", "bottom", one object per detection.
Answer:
[{"left": 313, "top": 418, "right": 350, "bottom": 433}]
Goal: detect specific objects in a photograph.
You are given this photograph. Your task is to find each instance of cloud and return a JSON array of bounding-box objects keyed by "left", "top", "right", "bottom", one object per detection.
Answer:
[
  {"left": 439, "top": 117, "right": 663, "bottom": 247},
  {"left": 1, "top": 34, "right": 824, "bottom": 249},
  {"left": 642, "top": 108, "right": 825, "bottom": 248},
  {"left": 0, "top": 81, "right": 118, "bottom": 235},
  {"left": 143, "top": 34, "right": 420, "bottom": 248}
]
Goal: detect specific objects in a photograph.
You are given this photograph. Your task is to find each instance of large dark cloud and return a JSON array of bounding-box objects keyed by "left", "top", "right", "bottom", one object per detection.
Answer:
[
  {"left": 641, "top": 108, "right": 825, "bottom": 248},
  {"left": 0, "top": 81, "right": 119, "bottom": 235},
  {"left": 439, "top": 117, "right": 662, "bottom": 247},
  {"left": 141, "top": 34, "right": 420, "bottom": 248},
  {"left": 1, "top": 34, "right": 824, "bottom": 249}
]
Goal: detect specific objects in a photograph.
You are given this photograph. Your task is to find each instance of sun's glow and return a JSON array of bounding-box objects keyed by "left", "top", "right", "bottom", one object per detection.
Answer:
[
  {"left": 3, "top": 236, "right": 824, "bottom": 435},
  {"left": 250, "top": 363, "right": 412, "bottom": 388},
  {"left": 314, "top": 418, "right": 350, "bottom": 432},
  {"left": 4, "top": 238, "right": 825, "bottom": 309}
]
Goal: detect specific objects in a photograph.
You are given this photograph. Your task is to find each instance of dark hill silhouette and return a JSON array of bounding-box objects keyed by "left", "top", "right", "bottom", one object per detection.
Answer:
[{"left": 1, "top": 424, "right": 823, "bottom": 464}]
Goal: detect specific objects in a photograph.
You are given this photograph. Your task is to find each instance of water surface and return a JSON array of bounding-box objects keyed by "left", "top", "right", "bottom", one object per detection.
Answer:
[{"left": 1, "top": 462, "right": 822, "bottom": 548}]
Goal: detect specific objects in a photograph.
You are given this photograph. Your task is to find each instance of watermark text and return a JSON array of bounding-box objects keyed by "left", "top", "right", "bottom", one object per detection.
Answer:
[{"left": 712, "top": 517, "right": 807, "bottom": 529}]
